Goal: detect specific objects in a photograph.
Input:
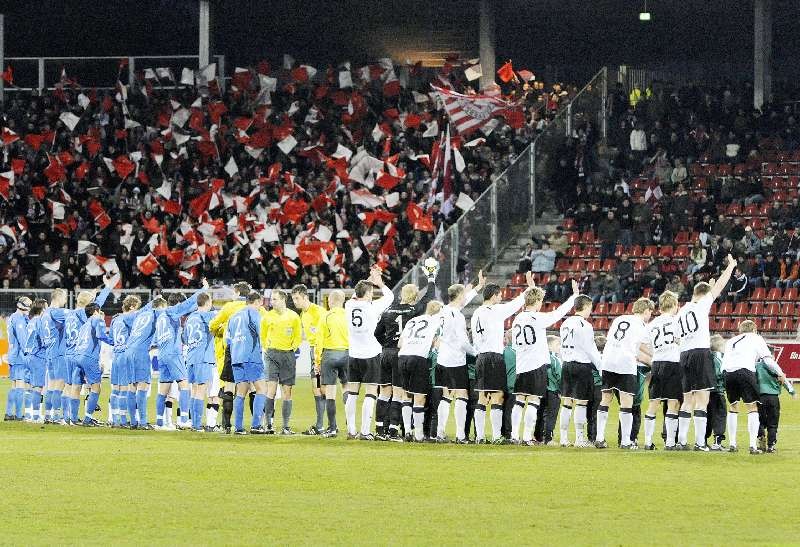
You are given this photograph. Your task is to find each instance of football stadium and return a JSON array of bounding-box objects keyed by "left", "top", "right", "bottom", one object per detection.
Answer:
[{"left": 1, "top": 1, "right": 800, "bottom": 544}]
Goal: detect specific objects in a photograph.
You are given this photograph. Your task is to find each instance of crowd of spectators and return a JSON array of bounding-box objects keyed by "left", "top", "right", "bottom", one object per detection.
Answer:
[
  {"left": 0, "top": 58, "right": 572, "bottom": 291},
  {"left": 519, "top": 80, "right": 800, "bottom": 305}
]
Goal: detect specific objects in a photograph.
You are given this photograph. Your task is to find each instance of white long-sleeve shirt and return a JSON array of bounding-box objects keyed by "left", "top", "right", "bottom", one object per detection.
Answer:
[
  {"left": 437, "top": 289, "right": 478, "bottom": 368},
  {"left": 648, "top": 314, "right": 681, "bottom": 363},
  {"left": 601, "top": 314, "right": 649, "bottom": 375},
  {"left": 345, "top": 285, "right": 394, "bottom": 359},
  {"left": 559, "top": 315, "right": 602, "bottom": 368},
  {"left": 471, "top": 291, "right": 527, "bottom": 355},
  {"left": 513, "top": 295, "right": 576, "bottom": 373},
  {"left": 722, "top": 332, "right": 779, "bottom": 373},
  {"left": 677, "top": 294, "right": 714, "bottom": 352}
]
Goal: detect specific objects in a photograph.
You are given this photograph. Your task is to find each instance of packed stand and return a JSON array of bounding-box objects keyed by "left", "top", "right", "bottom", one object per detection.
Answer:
[{"left": 510, "top": 81, "right": 800, "bottom": 335}]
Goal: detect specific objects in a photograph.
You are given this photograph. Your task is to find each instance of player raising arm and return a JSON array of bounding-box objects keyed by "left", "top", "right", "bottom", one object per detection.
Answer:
[{"left": 676, "top": 254, "right": 737, "bottom": 451}]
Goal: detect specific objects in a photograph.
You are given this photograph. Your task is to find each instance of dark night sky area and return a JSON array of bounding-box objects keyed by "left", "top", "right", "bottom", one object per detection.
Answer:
[{"left": 3, "top": 1, "right": 800, "bottom": 81}]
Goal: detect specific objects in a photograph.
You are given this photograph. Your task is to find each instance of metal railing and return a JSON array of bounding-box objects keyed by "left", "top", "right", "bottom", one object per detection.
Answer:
[
  {"left": 392, "top": 67, "right": 609, "bottom": 297},
  {"left": 1, "top": 54, "right": 225, "bottom": 94}
]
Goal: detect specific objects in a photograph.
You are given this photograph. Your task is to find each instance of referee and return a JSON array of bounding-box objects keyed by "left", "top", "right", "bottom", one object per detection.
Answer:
[{"left": 316, "top": 290, "right": 350, "bottom": 438}]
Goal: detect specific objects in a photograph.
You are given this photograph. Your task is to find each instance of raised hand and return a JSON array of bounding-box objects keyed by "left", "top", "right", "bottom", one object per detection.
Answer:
[
  {"left": 571, "top": 279, "right": 579, "bottom": 295},
  {"left": 525, "top": 271, "right": 536, "bottom": 288}
]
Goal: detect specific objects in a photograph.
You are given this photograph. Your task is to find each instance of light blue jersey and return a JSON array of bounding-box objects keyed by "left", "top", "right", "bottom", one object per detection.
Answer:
[
  {"left": 110, "top": 312, "right": 135, "bottom": 355},
  {"left": 42, "top": 307, "right": 67, "bottom": 358},
  {"left": 127, "top": 291, "right": 201, "bottom": 355},
  {"left": 74, "top": 316, "right": 113, "bottom": 361},
  {"left": 226, "top": 307, "right": 263, "bottom": 365},
  {"left": 64, "top": 286, "right": 112, "bottom": 356},
  {"left": 184, "top": 310, "right": 217, "bottom": 365},
  {"left": 6, "top": 311, "right": 29, "bottom": 366},
  {"left": 25, "top": 316, "right": 48, "bottom": 359}
]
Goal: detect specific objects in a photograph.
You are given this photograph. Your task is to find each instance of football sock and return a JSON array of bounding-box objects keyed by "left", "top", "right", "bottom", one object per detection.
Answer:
[
  {"left": 84, "top": 392, "right": 99, "bottom": 421},
  {"left": 437, "top": 397, "right": 452, "bottom": 438},
  {"left": 314, "top": 395, "right": 325, "bottom": 431},
  {"left": 282, "top": 399, "right": 292, "bottom": 429},
  {"left": 191, "top": 398, "right": 203, "bottom": 429},
  {"left": 677, "top": 410, "right": 691, "bottom": 445},
  {"left": 401, "top": 401, "right": 412, "bottom": 435},
  {"left": 165, "top": 401, "right": 174, "bottom": 426},
  {"left": 595, "top": 405, "right": 609, "bottom": 443},
  {"left": 510, "top": 400, "right": 524, "bottom": 440},
  {"left": 559, "top": 404, "right": 573, "bottom": 443},
  {"left": 727, "top": 411, "right": 738, "bottom": 447},
  {"left": 5, "top": 387, "right": 15, "bottom": 416},
  {"left": 155, "top": 393, "right": 167, "bottom": 427},
  {"left": 16, "top": 388, "right": 25, "bottom": 419},
  {"left": 206, "top": 403, "right": 219, "bottom": 428},
  {"left": 32, "top": 393, "right": 42, "bottom": 421},
  {"left": 413, "top": 406, "right": 425, "bottom": 441},
  {"left": 664, "top": 413, "right": 678, "bottom": 446},
  {"left": 574, "top": 403, "right": 588, "bottom": 443},
  {"left": 326, "top": 398, "right": 337, "bottom": 431},
  {"left": 54, "top": 389, "right": 63, "bottom": 420},
  {"left": 233, "top": 395, "right": 245, "bottom": 431},
  {"left": 126, "top": 391, "right": 137, "bottom": 426},
  {"left": 264, "top": 397, "right": 276, "bottom": 429},
  {"left": 523, "top": 402, "right": 539, "bottom": 442},
  {"left": 388, "top": 399, "right": 402, "bottom": 433},
  {"left": 221, "top": 391, "right": 234, "bottom": 429},
  {"left": 24, "top": 389, "right": 33, "bottom": 420},
  {"left": 693, "top": 410, "right": 708, "bottom": 447},
  {"left": 454, "top": 397, "right": 468, "bottom": 440},
  {"left": 361, "top": 394, "right": 376, "bottom": 436},
  {"left": 376, "top": 395, "right": 390, "bottom": 434},
  {"left": 44, "top": 390, "right": 53, "bottom": 418},
  {"left": 474, "top": 403, "right": 486, "bottom": 441},
  {"left": 136, "top": 390, "right": 148, "bottom": 425},
  {"left": 747, "top": 411, "right": 760, "bottom": 449},
  {"left": 179, "top": 389, "right": 191, "bottom": 425},
  {"left": 345, "top": 391, "right": 358, "bottom": 435},
  {"left": 70, "top": 397, "right": 79, "bottom": 423},
  {"left": 109, "top": 390, "right": 118, "bottom": 424},
  {"left": 619, "top": 407, "right": 633, "bottom": 446},
  {"left": 252, "top": 394, "right": 267, "bottom": 429},
  {"left": 644, "top": 413, "right": 656, "bottom": 445},
  {"left": 490, "top": 404, "right": 503, "bottom": 440}
]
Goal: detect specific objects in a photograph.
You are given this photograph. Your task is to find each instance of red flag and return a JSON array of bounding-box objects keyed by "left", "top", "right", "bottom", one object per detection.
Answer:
[
  {"left": 189, "top": 191, "right": 213, "bottom": 218},
  {"left": 11, "top": 158, "right": 25, "bottom": 175},
  {"left": 160, "top": 199, "right": 182, "bottom": 216},
  {"left": 380, "top": 236, "right": 397, "bottom": 256},
  {"left": 1, "top": 65, "right": 12, "bottom": 86},
  {"left": 0, "top": 175, "right": 9, "bottom": 201},
  {"left": 88, "top": 199, "right": 111, "bottom": 229},
  {"left": 44, "top": 158, "right": 66, "bottom": 184},
  {"left": 31, "top": 187, "right": 46, "bottom": 201},
  {"left": 141, "top": 215, "right": 161, "bottom": 234},
  {"left": 282, "top": 199, "right": 310, "bottom": 224},
  {"left": 497, "top": 61, "right": 515, "bottom": 83},
  {"left": 74, "top": 161, "right": 90, "bottom": 180},
  {"left": 1, "top": 128, "right": 19, "bottom": 145},
  {"left": 375, "top": 172, "right": 401, "bottom": 190},
  {"left": 136, "top": 254, "right": 160, "bottom": 276},
  {"left": 167, "top": 249, "right": 185, "bottom": 267},
  {"left": 362, "top": 210, "right": 397, "bottom": 228},
  {"left": 413, "top": 213, "right": 435, "bottom": 232},
  {"left": 311, "top": 194, "right": 335, "bottom": 213},
  {"left": 113, "top": 155, "right": 136, "bottom": 179}
]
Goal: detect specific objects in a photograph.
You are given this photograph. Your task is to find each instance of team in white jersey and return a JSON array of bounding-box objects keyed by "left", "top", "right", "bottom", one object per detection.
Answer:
[
  {"left": 643, "top": 291, "right": 683, "bottom": 449},
  {"left": 509, "top": 281, "right": 578, "bottom": 444},
  {"left": 470, "top": 272, "right": 535, "bottom": 443},
  {"left": 344, "top": 265, "right": 395, "bottom": 440},
  {"left": 558, "top": 295, "right": 602, "bottom": 447},
  {"left": 595, "top": 298, "right": 654, "bottom": 449},
  {"left": 398, "top": 300, "right": 444, "bottom": 441}
]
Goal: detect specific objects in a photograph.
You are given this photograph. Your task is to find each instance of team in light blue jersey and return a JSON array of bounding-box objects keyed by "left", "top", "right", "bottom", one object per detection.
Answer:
[
  {"left": 73, "top": 303, "right": 113, "bottom": 426},
  {"left": 22, "top": 299, "right": 49, "bottom": 421},
  {"left": 3, "top": 297, "right": 31, "bottom": 421},
  {"left": 183, "top": 292, "right": 218, "bottom": 431}
]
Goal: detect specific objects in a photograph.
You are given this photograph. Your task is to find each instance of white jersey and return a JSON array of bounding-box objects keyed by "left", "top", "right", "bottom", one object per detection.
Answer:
[
  {"left": 721, "top": 332, "right": 777, "bottom": 373},
  {"left": 344, "top": 285, "right": 394, "bottom": 359},
  {"left": 677, "top": 294, "right": 714, "bottom": 352},
  {"left": 398, "top": 313, "right": 442, "bottom": 359},
  {"left": 437, "top": 289, "right": 478, "bottom": 368},
  {"left": 470, "top": 292, "right": 526, "bottom": 355},
  {"left": 559, "top": 315, "right": 602, "bottom": 367},
  {"left": 601, "top": 314, "right": 649, "bottom": 375},
  {"left": 648, "top": 314, "right": 681, "bottom": 363},
  {"left": 513, "top": 295, "right": 577, "bottom": 374}
]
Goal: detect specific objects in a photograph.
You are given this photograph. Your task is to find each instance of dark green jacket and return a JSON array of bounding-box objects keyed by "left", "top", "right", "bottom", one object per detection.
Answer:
[
  {"left": 712, "top": 351, "right": 725, "bottom": 393},
  {"left": 547, "top": 353, "right": 562, "bottom": 393},
  {"left": 634, "top": 364, "right": 649, "bottom": 406},
  {"left": 503, "top": 344, "right": 516, "bottom": 393},
  {"left": 756, "top": 360, "right": 795, "bottom": 396}
]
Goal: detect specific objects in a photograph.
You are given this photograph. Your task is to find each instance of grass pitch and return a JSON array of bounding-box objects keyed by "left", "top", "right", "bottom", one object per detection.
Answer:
[{"left": 1, "top": 378, "right": 798, "bottom": 546}]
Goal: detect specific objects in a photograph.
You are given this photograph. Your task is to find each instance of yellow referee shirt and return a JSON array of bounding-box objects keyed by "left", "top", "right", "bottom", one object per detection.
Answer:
[
  {"left": 299, "top": 303, "right": 324, "bottom": 348},
  {"left": 260, "top": 309, "right": 302, "bottom": 351},
  {"left": 314, "top": 308, "right": 349, "bottom": 366},
  {"left": 208, "top": 299, "right": 246, "bottom": 374}
]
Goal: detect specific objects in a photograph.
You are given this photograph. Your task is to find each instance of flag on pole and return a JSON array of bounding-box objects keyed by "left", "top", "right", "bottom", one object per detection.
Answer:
[{"left": 432, "top": 86, "right": 510, "bottom": 135}]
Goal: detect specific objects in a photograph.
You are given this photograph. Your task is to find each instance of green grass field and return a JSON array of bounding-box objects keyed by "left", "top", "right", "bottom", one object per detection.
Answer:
[{"left": 1, "top": 377, "right": 798, "bottom": 546}]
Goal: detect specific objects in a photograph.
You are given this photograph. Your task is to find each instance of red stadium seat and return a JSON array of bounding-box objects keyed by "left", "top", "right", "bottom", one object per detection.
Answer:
[
  {"left": 556, "top": 258, "right": 570, "bottom": 271},
  {"left": 766, "top": 288, "right": 782, "bottom": 301},
  {"left": 785, "top": 288, "right": 798, "bottom": 300},
  {"left": 633, "top": 259, "right": 648, "bottom": 272},
  {"left": 642, "top": 287, "right": 653, "bottom": 298},
  {"left": 642, "top": 245, "right": 658, "bottom": 257},
  {"left": 727, "top": 203, "right": 742, "bottom": 215},
  {"left": 750, "top": 287, "right": 766, "bottom": 301},
  {"left": 750, "top": 302, "right": 764, "bottom": 316},
  {"left": 581, "top": 231, "right": 595, "bottom": 244},
  {"left": 610, "top": 303, "right": 625, "bottom": 316},
  {"left": 628, "top": 245, "right": 642, "bottom": 257},
  {"left": 674, "top": 232, "right": 690, "bottom": 244},
  {"left": 601, "top": 259, "right": 616, "bottom": 272},
  {"left": 594, "top": 317, "right": 609, "bottom": 331},
  {"left": 586, "top": 259, "right": 601, "bottom": 272},
  {"left": 733, "top": 302, "right": 749, "bottom": 316},
  {"left": 762, "top": 317, "right": 779, "bottom": 332},
  {"left": 717, "top": 302, "right": 733, "bottom": 315},
  {"left": 673, "top": 245, "right": 690, "bottom": 258},
  {"left": 779, "top": 318, "right": 795, "bottom": 332},
  {"left": 594, "top": 303, "right": 609, "bottom": 315},
  {"left": 566, "top": 246, "right": 581, "bottom": 258},
  {"left": 658, "top": 246, "right": 674, "bottom": 257},
  {"left": 744, "top": 204, "right": 759, "bottom": 217},
  {"left": 717, "top": 164, "right": 732, "bottom": 176},
  {"left": 709, "top": 317, "right": 722, "bottom": 331},
  {"left": 511, "top": 273, "right": 526, "bottom": 286},
  {"left": 562, "top": 218, "right": 575, "bottom": 230},
  {"left": 765, "top": 302, "right": 781, "bottom": 316},
  {"left": 719, "top": 318, "right": 736, "bottom": 332},
  {"left": 567, "top": 232, "right": 580, "bottom": 244}
]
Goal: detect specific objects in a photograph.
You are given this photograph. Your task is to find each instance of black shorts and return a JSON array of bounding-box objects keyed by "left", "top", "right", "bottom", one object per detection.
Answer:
[
  {"left": 434, "top": 364, "right": 469, "bottom": 390},
  {"left": 513, "top": 366, "right": 548, "bottom": 397},
  {"left": 475, "top": 352, "right": 507, "bottom": 392},
  {"left": 220, "top": 345, "right": 234, "bottom": 383},
  {"left": 601, "top": 370, "right": 638, "bottom": 396},
  {"left": 561, "top": 361, "right": 594, "bottom": 401},
  {"left": 348, "top": 355, "right": 381, "bottom": 385},
  {"left": 401, "top": 355, "right": 432, "bottom": 395},
  {"left": 381, "top": 347, "right": 398, "bottom": 386},
  {"left": 649, "top": 361, "right": 682, "bottom": 401},
  {"left": 724, "top": 369, "right": 760, "bottom": 404},
  {"left": 680, "top": 349, "right": 715, "bottom": 393}
]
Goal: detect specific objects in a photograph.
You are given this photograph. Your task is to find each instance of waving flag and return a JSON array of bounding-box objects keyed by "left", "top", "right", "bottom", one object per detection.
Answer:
[{"left": 432, "top": 86, "right": 509, "bottom": 135}]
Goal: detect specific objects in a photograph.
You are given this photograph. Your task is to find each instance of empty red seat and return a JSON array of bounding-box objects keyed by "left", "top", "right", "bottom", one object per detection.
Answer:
[
  {"left": 610, "top": 303, "right": 625, "bottom": 315},
  {"left": 719, "top": 318, "right": 736, "bottom": 332},
  {"left": 511, "top": 273, "right": 526, "bottom": 286},
  {"left": 744, "top": 204, "right": 759, "bottom": 216},
  {"left": 765, "top": 302, "right": 781, "bottom": 316},
  {"left": 562, "top": 218, "right": 575, "bottom": 230},
  {"left": 556, "top": 258, "right": 570, "bottom": 271},
  {"left": 777, "top": 302, "right": 795, "bottom": 317},
  {"left": 594, "top": 317, "right": 609, "bottom": 331},
  {"left": 566, "top": 246, "right": 581, "bottom": 258},
  {"left": 727, "top": 203, "right": 742, "bottom": 215},
  {"left": 718, "top": 302, "right": 733, "bottom": 315},
  {"left": 658, "top": 246, "right": 674, "bottom": 257},
  {"left": 733, "top": 302, "right": 749, "bottom": 316},
  {"left": 673, "top": 245, "right": 689, "bottom": 258},
  {"left": 751, "top": 287, "right": 766, "bottom": 300},
  {"left": 750, "top": 302, "right": 764, "bottom": 315},
  {"left": 628, "top": 245, "right": 642, "bottom": 257},
  {"left": 779, "top": 318, "right": 795, "bottom": 332},
  {"left": 674, "top": 232, "right": 690, "bottom": 244},
  {"left": 642, "top": 287, "right": 653, "bottom": 297},
  {"left": 587, "top": 259, "right": 601, "bottom": 272},
  {"left": 569, "top": 259, "right": 585, "bottom": 272},
  {"left": 581, "top": 232, "right": 595, "bottom": 244},
  {"left": 763, "top": 317, "right": 779, "bottom": 332},
  {"left": 733, "top": 163, "right": 748, "bottom": 176},
  {"left": 642, "top": 245, "right": 658, "bottom": 257},
  {"left": 717, "top": 164, "right": 732, "bottom": 176},
  {"left": 601, "top": 259, "right": 615, "bottom": 272},
  {"left": 785, "top": 288, "right": 798, "bottom": 300},
  {"left": 594, "top": 303, "right": 609, "bottom": 315},
  {"left": 766, "top": 288, "right": 782, "bottom": 301},
  {"left": 567, "top": 232, "right": 580, "bottom": 244}
]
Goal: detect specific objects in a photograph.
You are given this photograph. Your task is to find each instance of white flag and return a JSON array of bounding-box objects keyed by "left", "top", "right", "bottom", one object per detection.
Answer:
[
  {"left": 224, "top": 156, "right": 238, "bottom": 177},
  {"left": 455, "top": 192, "right": 475, "bottom": 211},
  {"left": 338, "top": 71, "right": 353, "bottom": 89},
  {"left": 464, "top": 64, "right": 482, "bottom": 81},
  {"left": 180, "top": 68, "right": 194, "bottom": 85},
  {"left": 422, "top": 120, "right": 439, "bottom": 138},
  {"left": 277, "top": 135, "right": 297, "bottom": 155},
  {"left": 59, "top": 112, "right": 80, "bottom": 131}
]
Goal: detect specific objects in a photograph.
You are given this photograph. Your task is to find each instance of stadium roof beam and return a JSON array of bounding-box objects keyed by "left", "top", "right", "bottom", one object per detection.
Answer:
[
  {"left": 479, "top": 0, "right": 495, "bottom": 90},
  {"left": 754, "top": 0, "right": 772, "bottom": 110}
]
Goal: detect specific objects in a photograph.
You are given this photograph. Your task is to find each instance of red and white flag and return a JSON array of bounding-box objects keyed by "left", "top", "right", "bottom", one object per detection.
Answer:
[
  {"left": 644, "top": 180, "right": 663, "bottom": 204},
  {"left": 432, "top": 86, "right": 509, "bottom": 135}
]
